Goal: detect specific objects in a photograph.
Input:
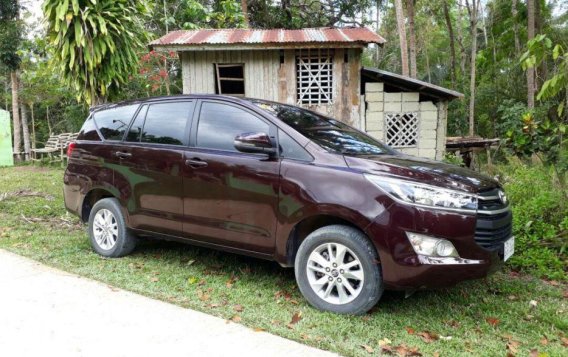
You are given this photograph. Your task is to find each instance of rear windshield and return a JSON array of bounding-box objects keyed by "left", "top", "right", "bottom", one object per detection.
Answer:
[{"left": 249, "top": 100, "right": 395, "bottom": 156}]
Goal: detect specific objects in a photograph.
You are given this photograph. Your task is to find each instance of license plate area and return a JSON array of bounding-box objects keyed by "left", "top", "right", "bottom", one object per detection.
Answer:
[{"left": 503, "top": 236, "right": 515, "bottom": 261}]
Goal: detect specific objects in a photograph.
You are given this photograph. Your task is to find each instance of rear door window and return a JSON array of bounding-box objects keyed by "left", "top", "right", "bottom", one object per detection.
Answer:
[
  {"left": 125, "top": 105, "right": 148, "bottom": 142},
  {"left": 140, "top": 102, "right": 193, "bottom": 145},
  {"left": 94, "top": 104, "right": 139, "bottom": 141},
  {"left": 195, "top": 102, "right": 270, "bottom": 152}
]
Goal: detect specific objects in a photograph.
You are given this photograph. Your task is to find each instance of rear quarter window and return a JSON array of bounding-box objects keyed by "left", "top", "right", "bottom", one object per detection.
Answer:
[
  {"left": 77, "top": 115, "right": 100, "bottom": 141},
  {"left": 93, "top": 104, "right": 139, "bottom": 141}
]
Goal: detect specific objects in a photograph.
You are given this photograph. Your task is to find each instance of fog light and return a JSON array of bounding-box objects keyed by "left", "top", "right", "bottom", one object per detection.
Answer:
[
  {"left": 435, "top": 240, "right": 457, "bottom": 257},
  {"left": 406, "top": 232, "right": 459, "bottom": 258}
]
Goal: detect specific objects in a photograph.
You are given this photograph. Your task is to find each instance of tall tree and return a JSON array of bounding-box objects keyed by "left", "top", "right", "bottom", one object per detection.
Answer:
[
  {"left": 0, "top": 0, "right": 22, "bottom": 160},
  {"left": 442, "top": 0, "right": 457, "bottom": 86},
  {"left": 241, "top": 0, "right": 249, "bottom": 27},
  {"left": 526, "top": 0, "right": 536, "bottom": 109},
  {"left": 406, "top": 0, "right": 417, "bottom": 78},
  {"left": 43, "top": 0, "right": 149, "bottom": 105},
  {"left": 394, "top": 0, "right": 409, "bottom": 76},
  {"left": 465, "top": 0, "right": 479, "bottom": 136},
  {"left": 455, "top": 3, "right": 467, "bottom": 74},
  {"left": 511, "top": 0, "right": 521, "bottom": 56}
]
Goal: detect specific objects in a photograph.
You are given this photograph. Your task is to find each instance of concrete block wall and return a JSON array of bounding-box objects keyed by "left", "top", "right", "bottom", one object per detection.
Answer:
[{"left": 364, "top": 82, "right": 446, "bottom": 160}]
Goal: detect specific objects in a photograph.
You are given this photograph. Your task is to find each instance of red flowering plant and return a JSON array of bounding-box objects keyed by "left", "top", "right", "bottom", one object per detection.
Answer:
[{"left": 138, "top": 50, "right": 178, "bottom": 95}]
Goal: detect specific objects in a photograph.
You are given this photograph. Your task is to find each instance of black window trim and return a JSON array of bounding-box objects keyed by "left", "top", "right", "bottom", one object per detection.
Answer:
[
  {"left": 189, "top": 99, "right": 279, "bottom": 158},
  {"left": 122, "top": 100, "right": 195, "bottom": 148}
]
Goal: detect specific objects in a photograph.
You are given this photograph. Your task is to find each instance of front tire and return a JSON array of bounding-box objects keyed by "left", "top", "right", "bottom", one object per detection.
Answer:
[
  {"left": 294, "top": 225, "right": 383, "bottom": 315},
  {"left": 88, "top": 198, "right": 136, "bottom": 258}
]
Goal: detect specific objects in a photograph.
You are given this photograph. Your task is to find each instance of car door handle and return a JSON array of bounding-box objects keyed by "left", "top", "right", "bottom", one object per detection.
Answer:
[
  {"left": 185, "top": 158, "right": 208, "bottom": 168},
  {"left": 115, "top": 151, "right": 132, "bottom": 159}
]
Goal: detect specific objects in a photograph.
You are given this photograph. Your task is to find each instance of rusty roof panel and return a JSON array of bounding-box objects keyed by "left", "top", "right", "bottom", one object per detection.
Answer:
[{"left": 150, "top": 27, "right": 385, "bottom": 47}]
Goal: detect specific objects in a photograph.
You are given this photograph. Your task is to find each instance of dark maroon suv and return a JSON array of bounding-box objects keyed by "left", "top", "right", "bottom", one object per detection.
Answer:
[{"left": 64, "top": 95, "right": 513, "bottom": 314}]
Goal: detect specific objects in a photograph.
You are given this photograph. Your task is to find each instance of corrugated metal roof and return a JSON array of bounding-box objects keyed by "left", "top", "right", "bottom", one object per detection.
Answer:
[
  {"left": 362, "top": 67, "right": 464, "bottom": 101},
  {"left": 150, "top": 27, "right": 385, "bottom": 48}
]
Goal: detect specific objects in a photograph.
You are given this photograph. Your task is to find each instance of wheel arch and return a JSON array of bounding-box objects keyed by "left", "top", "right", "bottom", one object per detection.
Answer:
[
  {"left": 81, "top": 188, "right": 118, "bottom": 223},
  {"left": 280, "top": 213, "right": 375, "bottom": 267}
]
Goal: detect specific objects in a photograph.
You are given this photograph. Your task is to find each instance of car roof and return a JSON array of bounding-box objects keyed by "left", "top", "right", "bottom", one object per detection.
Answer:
[{"left": 90, "top": 94, "right": 249, "bottom": 113}]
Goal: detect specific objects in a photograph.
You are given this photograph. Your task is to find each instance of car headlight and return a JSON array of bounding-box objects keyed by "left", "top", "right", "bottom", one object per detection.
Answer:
[{"left": 364, "top": 174, "right": 477, "bottom": 212}]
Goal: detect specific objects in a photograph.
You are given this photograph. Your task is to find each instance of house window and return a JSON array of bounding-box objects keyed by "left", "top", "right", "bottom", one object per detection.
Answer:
[
  {"left": 296, "top": 49, "right": 333, "bottom": 105},
  {"left": 214, "top": 64, "right": 245, "bottom": 97},
  {"left": 385, "top": 112, "right": 419, "bottom": 147}
]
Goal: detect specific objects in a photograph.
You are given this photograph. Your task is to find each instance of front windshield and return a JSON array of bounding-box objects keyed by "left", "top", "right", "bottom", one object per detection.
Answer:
[{"left": 250, "top": 100, "right": 396, "bottom": 156}]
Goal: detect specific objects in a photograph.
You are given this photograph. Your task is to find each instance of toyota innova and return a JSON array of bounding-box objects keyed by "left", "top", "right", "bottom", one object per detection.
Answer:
[{"left": 64, "top": 95, "right": 514, "bottom": 314}]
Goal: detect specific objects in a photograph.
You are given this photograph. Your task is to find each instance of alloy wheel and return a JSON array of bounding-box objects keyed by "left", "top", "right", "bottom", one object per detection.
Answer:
[{"left": 306, "top": 242, "right": 365, "bottom": 305}]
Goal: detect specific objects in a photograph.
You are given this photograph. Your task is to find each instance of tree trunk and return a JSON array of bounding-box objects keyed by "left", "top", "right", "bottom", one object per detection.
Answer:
[
  {"left": 534, "top": 0, "right": 546, "bottom": 88},
  {"left": 30, "top": 102, "right": 36, "bottom": 150},
  {"left": 526, "top": 0, "right": 535, "bottom": 109},
  {"left": 394, "top": 0, "right": 409, "bottom": 76},
  {"left": 281, "top": 0, "right": 292, "bottom": 25},
  {"left": 511, "top": 0, "right": 520, "bottom": 56},
  {"left": 480, "top": 4, "right": 488, "bottom": 47},
  {"left": 10, "top": 71, "right": 22, "bottom": 161},
  {"left": 241, "top": 0, "right": 249, "bottom": 27},
  {"left": 375, "top": 0, "right": 382, "bottom": 65},
  {"left": 443, "top": 0, "right": 457, "bottom": 87},
  {"left": 456, "top": 2, "right": 467, "bottom": 75},
  {"left": 46, "top": 105, "right": 52, "bottom": 135},
  {"left": 406, "top": 0, "right": 417, "bottom": 78},
  {"left": 466, "top": 0, "right": 479, "bottom": 137},
  {"left": 425, "top": 45, "right": 431, "bottom": 82},
  {"left": 20, "top": 102, "right": 31, "bottom": 160}
]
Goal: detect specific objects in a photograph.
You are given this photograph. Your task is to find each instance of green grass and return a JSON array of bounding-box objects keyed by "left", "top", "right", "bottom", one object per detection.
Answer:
[{"left": 0, "top": 165, "right": 566, "bottom": 356}]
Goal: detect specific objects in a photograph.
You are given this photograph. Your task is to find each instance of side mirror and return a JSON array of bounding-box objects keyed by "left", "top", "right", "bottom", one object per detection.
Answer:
[{"left": 234, "top": 132, "right": 276, "bottom": 155}]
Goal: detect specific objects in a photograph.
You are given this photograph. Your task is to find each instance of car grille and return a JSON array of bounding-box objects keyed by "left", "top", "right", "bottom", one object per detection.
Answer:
[{"left": 474, "top": 188, "right": 513, "bottom": 251}]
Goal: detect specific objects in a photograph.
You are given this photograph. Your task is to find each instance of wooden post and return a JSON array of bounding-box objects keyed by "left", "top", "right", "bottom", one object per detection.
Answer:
[{"left": 486, "top": 144, "right": 492, "bottom": 167}]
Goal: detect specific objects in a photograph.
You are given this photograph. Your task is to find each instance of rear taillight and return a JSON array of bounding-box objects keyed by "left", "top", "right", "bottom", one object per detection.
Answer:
[{"left": 67, "top": 142, "right": 76, "bottom": 158}]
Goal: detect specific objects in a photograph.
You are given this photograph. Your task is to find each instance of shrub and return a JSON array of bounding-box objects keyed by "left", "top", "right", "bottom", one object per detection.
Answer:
[{"left": 492, "top": 160, "right": 567, "bottom": 281}]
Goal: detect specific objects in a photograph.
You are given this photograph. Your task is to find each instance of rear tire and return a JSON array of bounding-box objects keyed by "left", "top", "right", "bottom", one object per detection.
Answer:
[
  {"left": 88, "top": 198, "right": 136, "bottom": 258},
  {"left": 294, "top": 225, "right": 383, "bottom": 315}
]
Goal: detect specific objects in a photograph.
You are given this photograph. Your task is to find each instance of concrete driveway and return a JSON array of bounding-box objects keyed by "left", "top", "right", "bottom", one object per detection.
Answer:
[{"left": 0, "top": 249, "right": 336, "bottom": 357}]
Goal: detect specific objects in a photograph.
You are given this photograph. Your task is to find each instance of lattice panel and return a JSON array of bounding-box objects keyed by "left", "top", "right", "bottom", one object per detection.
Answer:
[
  {"left": 296, "top": 49, "right": 333, "bottom": 105},
  {"left": 385, "top": 112, "right": 419, "bottom": 147}
]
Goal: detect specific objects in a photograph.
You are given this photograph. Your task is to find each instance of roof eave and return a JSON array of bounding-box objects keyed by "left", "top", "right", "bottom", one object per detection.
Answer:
[
  {"left": 150, "top": 42, "right": 379, "bottom": 52},
  {"left": 362, "top": 67, "right": 464, "bottom": 101}
]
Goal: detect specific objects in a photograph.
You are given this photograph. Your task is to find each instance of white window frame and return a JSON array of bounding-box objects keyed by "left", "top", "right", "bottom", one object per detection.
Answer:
[{"left": 296, "top": 49, "right": 333, "bottom": 105}]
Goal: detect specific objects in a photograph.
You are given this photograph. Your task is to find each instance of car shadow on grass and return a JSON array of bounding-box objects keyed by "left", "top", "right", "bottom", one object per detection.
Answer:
[{"left": 129, "top": 237, "right": 480, "bottom": 315}]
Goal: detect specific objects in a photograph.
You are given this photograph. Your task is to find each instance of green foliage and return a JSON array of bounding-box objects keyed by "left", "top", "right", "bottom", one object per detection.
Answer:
[
  {"left": 371, "top": 0, "right": 567, "bottom": 139},
  {"left": 181, "top": 0, "right": 245, "bottom": 29},
  {"left": 247, "top": 0, "right": 373, "bottom": 29},
  {"left": 522, "top": 34, "right": 568, "bottom": 117},
  {"left": 0, "top": 0, "right": 21, "bottom": 70},
  {"left": 494, "top": 161, "right": 567, "bottom": 281},
  {"left": 43, "top": 0, "right": 150, "bottom": 105},
  {"left": 502, "top": 109, "right": 567, "bottom": 167},
  {"left": 442, "top": 152, "right": 463, "bottom": 166}
]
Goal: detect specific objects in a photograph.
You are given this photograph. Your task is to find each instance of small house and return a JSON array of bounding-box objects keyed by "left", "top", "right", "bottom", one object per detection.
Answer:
[{"left": 150, "top": 27, "right": 462, "bottom": 160}]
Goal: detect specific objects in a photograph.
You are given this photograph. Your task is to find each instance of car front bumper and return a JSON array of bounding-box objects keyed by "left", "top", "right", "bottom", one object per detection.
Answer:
[{"left": 365, "top": 203, "right": 509, "bottom": 290}]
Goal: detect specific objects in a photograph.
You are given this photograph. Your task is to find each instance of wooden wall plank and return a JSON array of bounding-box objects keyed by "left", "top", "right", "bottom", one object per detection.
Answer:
[{"left": 179, "top": 48, "right": 361, "bottom": 124}]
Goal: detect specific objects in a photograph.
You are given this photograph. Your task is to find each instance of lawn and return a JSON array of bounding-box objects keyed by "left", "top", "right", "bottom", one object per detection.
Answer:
[{"left": 0, "top": 166, "right": 566, "bottom": 356}]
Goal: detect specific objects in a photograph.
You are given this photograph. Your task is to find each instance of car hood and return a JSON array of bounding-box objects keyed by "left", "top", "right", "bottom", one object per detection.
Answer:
[{"left": 344, "top": 154, "right": 499, "bottom": 193}]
